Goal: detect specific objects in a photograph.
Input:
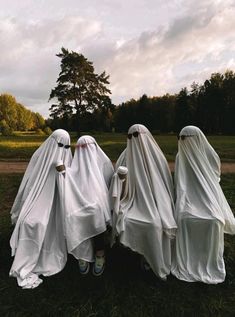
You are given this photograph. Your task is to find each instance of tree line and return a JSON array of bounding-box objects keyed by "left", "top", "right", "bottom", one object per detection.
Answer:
[
  {"left": 0, "top": 94, "right": 50, "bottom": 136},
  {"left": 48, "top": 49, "right": 235, "bottom": 135},
  {"left": 114, "top": 70, "right": 235, "bottom": 134},
  {"left": 1, "top": 48, "right": 234, "bottom": 136}
]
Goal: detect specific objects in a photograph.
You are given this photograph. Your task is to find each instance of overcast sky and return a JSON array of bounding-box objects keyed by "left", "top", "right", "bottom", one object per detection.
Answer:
[{"left": 0, "top": 0, "right": 235, "bottom": 117}]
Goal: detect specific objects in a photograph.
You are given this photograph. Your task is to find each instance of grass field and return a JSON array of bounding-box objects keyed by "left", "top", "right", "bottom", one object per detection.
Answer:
[
  {"left": 1, "top": 132, "right": 235, "bottom": 162},
  {"left": 0, "top": 174, "right": 235, "bottom": 317}
]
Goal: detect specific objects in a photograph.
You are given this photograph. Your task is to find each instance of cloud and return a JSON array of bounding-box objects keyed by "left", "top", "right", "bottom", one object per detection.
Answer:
[
  {"left": 0, "top": 0, "right": 235, "bottom": 117},
  {"left": 0, "top": 15, "right": 102, "bottom": 116},
  {"left": 102, "top": 0, "right": 235, "bottom": 101}
]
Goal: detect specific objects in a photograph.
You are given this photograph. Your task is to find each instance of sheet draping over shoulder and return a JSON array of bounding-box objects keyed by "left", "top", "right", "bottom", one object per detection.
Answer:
[
  {"left": 57, "top": 135, "right": 114, "bottom": 262},
  {"left": 174, "top": 125, "right": 235, "bottom": 233},
  {"left": 9, "top": 129, "right": 72, "bottom": 288},
  {"left": 110, "top": 124, "right": 177, "bottom": 280},
  {"left": 172, "top": 125, "right": 235, "bottom": 284}
]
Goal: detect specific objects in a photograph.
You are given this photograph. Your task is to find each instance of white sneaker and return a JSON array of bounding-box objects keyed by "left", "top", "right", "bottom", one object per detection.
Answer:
[
  {"left": 92, "top": 255, "right": 105, "bottom": 276},
  {"left": 78, "top": 259, "right": 90, "bottom": 275}
]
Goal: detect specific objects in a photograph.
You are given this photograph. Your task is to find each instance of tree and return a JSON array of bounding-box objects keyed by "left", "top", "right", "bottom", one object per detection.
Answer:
[
  {"left": 49, "top": 47, "right": 111, "bottom": 133},
  {"left": 174, "top": 88, "right": 193, "bottom": 132},
  {"left": 0, "top": 94, "right": 18, "bottom": 130},
  {"left": 0, "top": 93, "right": 46, "bottom": 133},
  {"left": 33, "top": 112, "right": 46, "bottom": 129}
]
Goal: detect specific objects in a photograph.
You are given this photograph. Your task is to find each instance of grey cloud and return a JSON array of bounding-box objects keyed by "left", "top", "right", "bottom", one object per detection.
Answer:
[
  {"left": 0, "top": 15, "right": 102, "bottom": 117},
  {"left": 0, "top": 0, "right": 235, "bottom": 117},
  {"left": 104, "top": 1, "right": 235, "bottom": 102}
]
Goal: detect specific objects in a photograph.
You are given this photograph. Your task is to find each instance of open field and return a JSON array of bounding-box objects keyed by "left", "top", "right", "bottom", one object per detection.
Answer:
[
  {"left": 1, "top": 132, "right": 235, "bottom": 316},
  {"left": 1, "top": 132, "right": 235, "bottom": 162},
  {"left": 0, "top": 173, "right": 235, "bottom": 317}
]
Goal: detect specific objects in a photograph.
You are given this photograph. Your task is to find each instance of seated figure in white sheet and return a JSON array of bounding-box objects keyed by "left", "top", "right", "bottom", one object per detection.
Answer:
[
  {"left": 171, "top": 125, "right": 235, "bottom": 284},
  {"left": 56, "top": 135, "right": 114, "bottom": 276},
  {"left": 110, "top": 124, "right": 177, "bottom": 280},
  {"left": 9, "top": 129, "right": 72, "bottom": 289}
]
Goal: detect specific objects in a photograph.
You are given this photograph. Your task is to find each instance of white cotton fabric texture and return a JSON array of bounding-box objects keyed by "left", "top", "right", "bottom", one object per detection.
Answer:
[
  {"left": 171, "top": 125, "right": 235, "bottom": 284},
  {"left": 110, "top": 124, "right": 177, "bottom": 280},
  {"left": 9, "top": 129, "right": 72, "bottom": 288},
  {"left": 57, "top": 135, "right": 114, "bottom": 262}
]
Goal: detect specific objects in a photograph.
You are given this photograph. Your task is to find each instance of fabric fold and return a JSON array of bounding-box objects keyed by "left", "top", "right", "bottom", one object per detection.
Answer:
[
  {"left": 110, "top": 124, "right": 177, "bottom": 280},
  {"left": 9, "top": 129, "right": 72, "bottom": 287},
  {"left": 172, "top": 125, "right": 235, "bottom": 284}
]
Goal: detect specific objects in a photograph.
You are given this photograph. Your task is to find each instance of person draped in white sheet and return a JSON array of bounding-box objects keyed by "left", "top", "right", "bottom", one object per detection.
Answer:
[
  {"left": 171, "top": 125, "right": 235, "bottom": 284},
  {"left": 110, "top": 124, "right": 177, "bottom": 280},
  {"left": 9, "top": 129, "right": 72, "bottom": 289},
  {"left": 56, "top": 135, "right": 114, "bottom": 276}
]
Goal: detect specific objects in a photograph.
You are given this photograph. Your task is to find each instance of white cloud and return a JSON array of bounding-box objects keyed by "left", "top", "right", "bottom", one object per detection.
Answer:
[
  {"left": 0, "top": 15, "right": 102, "bottom": 116},
  {"left": 103, "top": 1, "right": 235, "bottom": 101},
  {"left": 0, "top": 0, "right": 234, "bottom": 117}
]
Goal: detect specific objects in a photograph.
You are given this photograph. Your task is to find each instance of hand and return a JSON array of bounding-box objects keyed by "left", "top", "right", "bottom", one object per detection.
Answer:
[
  {"left": 56, "top": 164, "right": 65, "bottom": 172},
  {"left": 118, "top": 172, "right": 127, "bottom": 180},
  {"left": 117, "top": 166, "right": 128, "bottom": 180}
]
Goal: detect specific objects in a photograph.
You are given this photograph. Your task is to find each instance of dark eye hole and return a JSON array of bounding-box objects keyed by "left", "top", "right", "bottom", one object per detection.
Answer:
[
  {"left": 127, "top": 131, "right": 139, "bottom": 139},
  {"left": 57, "top": 142, "right": 64, "bottom": 147},
  {"left": 178, "top": 135, "right": 194, "bottom": 140},
  {"left": 64, "top": 145, "right": 71, "bottom": 149}
]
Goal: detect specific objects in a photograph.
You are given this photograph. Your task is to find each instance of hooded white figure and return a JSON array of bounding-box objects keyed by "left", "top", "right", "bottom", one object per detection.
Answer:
[
  {"left": 110, "top": 124, "right": 177, "bottom": 280},
  {"left": 171, "top": 126, "right": 235, "bottom": 284},
  {"left": 9, "top": 129, "right": 72, "bottom": 289},
  {"left": 56, "top": 135, "right": 114, "bottom": 265}
]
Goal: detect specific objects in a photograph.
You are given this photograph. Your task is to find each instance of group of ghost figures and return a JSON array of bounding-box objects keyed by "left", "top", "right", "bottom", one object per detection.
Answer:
[{"left": 9, "top": 124, "right": 235, "bottom": 289}]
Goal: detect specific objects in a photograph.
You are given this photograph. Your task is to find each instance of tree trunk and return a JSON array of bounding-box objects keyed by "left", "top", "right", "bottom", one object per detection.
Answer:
[{"left": 76, "top": 112, "right": 81, "bottom": 137}]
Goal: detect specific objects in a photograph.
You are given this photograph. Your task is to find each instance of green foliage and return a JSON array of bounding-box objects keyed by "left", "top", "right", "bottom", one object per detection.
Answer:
[
  {"left": 33, "top": 112, "right": 45, "bottom": 129},
  {"left": 48, "top": 69, "right": 235, "bottom": 134},
  {"left": 0, "top": 93, "right": 45, "bottom": 131},
  {"left": 35, "top": 128, "right": 45, "bottom": 136},
  {"left": 113, "top": 69, "right": 235, "bottom": 134},
  {"left": 0, "top": 119, "right": 14, "bottom": 136},
  {"left": 49, "top": 47, "right": 112, "bottom": 133},
  {"left": 0, "top": 94, "right": 18, "bottom": 130},
  {"left": 43, "top": 126, "right": 52, "bottom": 135}
]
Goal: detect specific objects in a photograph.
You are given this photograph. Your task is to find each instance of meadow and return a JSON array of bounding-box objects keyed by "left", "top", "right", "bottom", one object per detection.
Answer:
[
  {"left": 0, "top": 132, "right": 235, "bottom": 162},
  {"left": 0, "top": 133, "right": 235, "bottom": 316}
]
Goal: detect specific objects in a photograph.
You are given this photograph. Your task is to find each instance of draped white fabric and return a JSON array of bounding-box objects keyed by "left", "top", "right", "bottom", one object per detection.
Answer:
[
  {"left": 9, "top": 129, "right": 72, "bottom": 288},
  {"left": 57, "top": 135, "right": 114, "bottom": 262},
  {"left": 171, "top": 125, "right": 235, "bottom": 284},
  {"left": 110, "top": 124, "right": 177, "bottom": 280}
]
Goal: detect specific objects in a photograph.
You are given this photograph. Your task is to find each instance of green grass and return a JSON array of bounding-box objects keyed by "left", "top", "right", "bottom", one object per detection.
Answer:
[
  {"left": 0, "top": 174, "right": 235, "bottom": 317},
  {"left": 0, "top": 132, "right": 235, "bottom": 162}
]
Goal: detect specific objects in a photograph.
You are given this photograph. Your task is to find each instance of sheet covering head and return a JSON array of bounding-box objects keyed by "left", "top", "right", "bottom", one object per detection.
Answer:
[
  {"left": 58, "top": 135, "right": 114, "bottom": 261},
  {"left": 72, "top": 135, "right": 113, "bottom": 188},
  {"left": 175, "top": 125, "right": 235, "bottom": 234},
  {"left": 9, "top": 129, "right": 72, "bottom": 287},
  {"left": 113, "top": 124, "right": 176, "bottom": 279},
  {"left": 117, "top": 123, "right": 176, "bottom": 232},
  {"left": 10, "top": 129, "right": 72, "bottom": 225}
]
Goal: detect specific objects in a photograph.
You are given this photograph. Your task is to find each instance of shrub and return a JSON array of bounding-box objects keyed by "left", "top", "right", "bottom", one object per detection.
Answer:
[
  {"left": 0, "top": 120, "right": 14, "bottom": 136},
  {"left": 43, "top": 126, "right": 52, "bottom": 135},
  {"left": 35, "top": 128, "right": 45, "bottom": 135}
]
